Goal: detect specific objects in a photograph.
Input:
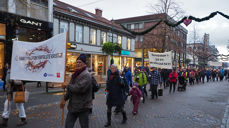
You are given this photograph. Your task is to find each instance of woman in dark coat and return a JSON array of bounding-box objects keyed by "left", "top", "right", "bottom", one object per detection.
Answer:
[{"left": 104, "top": 64, "right": 127, "bottom": 127}]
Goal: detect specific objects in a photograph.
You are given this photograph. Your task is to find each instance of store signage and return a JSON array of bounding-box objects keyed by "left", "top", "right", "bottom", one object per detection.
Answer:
[
  {"left": 121, "top": 50, "right": 130, "bottom": 55},
  {"left": 20, "top": 19, "right": 42, "bottom": 27}
]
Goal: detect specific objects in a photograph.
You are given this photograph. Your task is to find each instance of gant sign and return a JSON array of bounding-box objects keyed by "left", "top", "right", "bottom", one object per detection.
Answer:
[{"left": 20, "top": 19, "right": 42, "bottom": 27}]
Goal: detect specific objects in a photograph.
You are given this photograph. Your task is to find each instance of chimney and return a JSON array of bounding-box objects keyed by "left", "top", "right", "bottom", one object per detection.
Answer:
[{"left": 95, "top": 8, "right": 102, "bottom": 17}]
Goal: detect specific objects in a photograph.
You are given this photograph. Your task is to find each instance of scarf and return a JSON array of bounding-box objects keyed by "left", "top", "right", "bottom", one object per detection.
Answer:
[
  {"left": 109, "top": 72, "right": 118, "bottom": 81},
  {"left": 73, "top": 66, "right": 87, "bottom": 78}
]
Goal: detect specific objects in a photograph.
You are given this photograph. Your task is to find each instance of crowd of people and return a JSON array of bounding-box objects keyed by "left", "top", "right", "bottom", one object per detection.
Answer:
[{"left": 1, "top": 53, "right": 228, "bottom": 128}]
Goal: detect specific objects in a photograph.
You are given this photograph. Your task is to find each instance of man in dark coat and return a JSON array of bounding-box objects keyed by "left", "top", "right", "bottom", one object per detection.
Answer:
[
  {"left": 104, "top": 64, "right": 127, "bottom": 127},
  {"left": 2, "top": 63, "right": 9, "bottom": 91},
  {"left": 60, "top": 54, "right": 92, "bottom": 128}
]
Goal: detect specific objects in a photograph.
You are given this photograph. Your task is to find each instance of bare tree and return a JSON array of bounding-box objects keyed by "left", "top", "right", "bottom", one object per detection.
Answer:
[
  {"left": 148, "top": 0, "right": 185, "bottom": 52},
  {"left": 189, "top": 24, "right": 200, "bottom": 65}
]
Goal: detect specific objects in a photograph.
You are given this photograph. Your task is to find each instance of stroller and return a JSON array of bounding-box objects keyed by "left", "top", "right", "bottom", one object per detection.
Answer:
[{"left": 178, "top": 75, "right": 186, "bottom": 91}]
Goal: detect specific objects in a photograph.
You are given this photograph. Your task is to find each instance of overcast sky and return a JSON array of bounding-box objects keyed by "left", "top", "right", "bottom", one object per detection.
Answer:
[{"left": 59, "top": 0, "right": 229, "bottom": 57}]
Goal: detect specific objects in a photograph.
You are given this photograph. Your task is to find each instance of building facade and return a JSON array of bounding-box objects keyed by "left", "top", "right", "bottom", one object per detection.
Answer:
[
  {"left": 53, "top": 1, "right": 135, "bottom": 75},
  {"left": 0, "top": 0, "right": 53, "bottom": 79},
  {"left": 114, "top": 13, "right": 188, "bottom": 68}
]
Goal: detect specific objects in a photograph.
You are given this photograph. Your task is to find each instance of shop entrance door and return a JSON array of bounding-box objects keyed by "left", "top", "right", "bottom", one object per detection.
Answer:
[{"left": 0, "top": 42, "right": 4, "bottom": 79}]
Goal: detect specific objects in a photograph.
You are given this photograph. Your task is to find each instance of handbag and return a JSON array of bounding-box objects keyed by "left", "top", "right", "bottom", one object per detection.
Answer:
[
  {"left": 13, "top": 83, "right": 29, "bottom": 103},
  {"left": 158, "top": 86, "right": 163, "bottom": 96}
]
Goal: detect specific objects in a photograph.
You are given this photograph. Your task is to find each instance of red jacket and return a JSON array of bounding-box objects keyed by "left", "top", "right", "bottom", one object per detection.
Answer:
[{"left": 169, "top": 71, "right": 177, "bottom": 83}]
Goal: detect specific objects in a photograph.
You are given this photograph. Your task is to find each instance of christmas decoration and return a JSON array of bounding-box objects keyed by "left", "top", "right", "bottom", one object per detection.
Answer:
[{"left": 183, "top": 18, "right": 192, "bottom": 26}]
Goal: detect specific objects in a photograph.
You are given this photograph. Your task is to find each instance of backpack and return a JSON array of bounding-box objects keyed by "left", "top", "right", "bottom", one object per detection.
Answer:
[{"left": 91, "top": 75, "right": 100, "bottom": 92}]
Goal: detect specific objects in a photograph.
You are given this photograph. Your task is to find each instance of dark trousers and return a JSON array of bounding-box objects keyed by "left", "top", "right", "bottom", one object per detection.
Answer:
[
  {"left": 150, "top": 84, "right": 158, "bottom": 99},
  {"left": 65, "top": 110, "right": 89, "bottom": 128},
  {"left": 207, "top": 76, "right": 210, "bottom": 82},
  {"left": 201, "top": 76, "right": 205, "bottom": 83},
  {"left": 106, "top": 105, "right": 126, "bottom": 123},
  {"left": 169, "top": 82, "right": 176, "bottom": 93}
]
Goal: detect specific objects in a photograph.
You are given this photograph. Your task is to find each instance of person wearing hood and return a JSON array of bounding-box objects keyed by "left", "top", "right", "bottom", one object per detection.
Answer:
[
  {"left": 129, "top": 82, "right": 142, "bottom": 115},
  {"left": 104, "top": 64, "right": 127, "bottom": 127},
  {"left": 60, "top": 54, "right": 92, "bottom": 128}
]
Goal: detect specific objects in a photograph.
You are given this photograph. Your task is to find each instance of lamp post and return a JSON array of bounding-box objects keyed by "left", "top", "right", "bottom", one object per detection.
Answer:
[
  {"left": 142, "top": 37, "right": 144, "bottom": 67},
  {"left": 111, "top": 19, "right": 114, "bottom": 65}
]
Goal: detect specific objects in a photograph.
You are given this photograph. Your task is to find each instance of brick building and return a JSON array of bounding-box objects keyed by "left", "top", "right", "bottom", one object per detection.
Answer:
[{"left": 115, "top": 13, "right": 188, "bottom": 68}]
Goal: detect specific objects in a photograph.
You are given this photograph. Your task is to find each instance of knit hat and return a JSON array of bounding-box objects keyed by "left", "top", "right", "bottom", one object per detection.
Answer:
[{"left": 77, "top": 54, "right": 86, "bottom": 64}]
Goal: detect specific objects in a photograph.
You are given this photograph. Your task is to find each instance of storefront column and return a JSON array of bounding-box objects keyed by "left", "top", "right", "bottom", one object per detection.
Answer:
[
  {"left": 108, "top": 55, "right": 111, "bottom": 67},
  {"left": 90, "top": 54, "right": 93, "bottom": 70},
  {"left": 131, "top": 58, "right": 134, "bottom": 73}
]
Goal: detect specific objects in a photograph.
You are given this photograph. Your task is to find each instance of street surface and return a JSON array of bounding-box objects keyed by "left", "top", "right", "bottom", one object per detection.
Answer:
[{"left": 0, "top": 80, "right": 229, "bottom": 128}]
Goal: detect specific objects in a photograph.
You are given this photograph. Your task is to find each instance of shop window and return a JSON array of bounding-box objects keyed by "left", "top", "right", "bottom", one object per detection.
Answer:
[
  {"left": 90, "top": 28, "right": 96, "bottom": 45},
  {"left": 0, "top": 23, "right": 6, "bottom": 39},
  {"left": 66, "top": 52, "right": 79, "bottom": 72},
  {"left": 60, "top": 21, "right": 68, "bottom": 33},
  {"left": 101, "top": 31, "right": 106, "bottom": 45},
  {"left": 75, "top": 25, "right": 83, "bottom": 43},
  {"left": 53, "top": 18, "right": 59, "bottom": 36},
  {"left": 0, "top": 42, "right": 4, "bottom": 79},
  {"left": 69, "top": 22, "right": 75, "bottom": 42},
  {"left": 118, "top": 36, "right": 122, "bottom": 44},
  {"left": 127, "top": 38, "right": 131, "bottom": 50},
  {"left": 18, "top": 27, "right": 46, "bottom": 42}
]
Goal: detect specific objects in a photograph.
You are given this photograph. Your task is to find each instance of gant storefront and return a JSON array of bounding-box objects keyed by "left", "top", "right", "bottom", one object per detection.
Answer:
[{"left": 0, "top": 11, "right": 53, "bottom": 79}]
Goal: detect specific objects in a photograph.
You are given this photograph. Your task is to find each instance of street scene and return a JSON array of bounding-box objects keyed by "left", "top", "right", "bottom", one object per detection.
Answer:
[{"left": 0, "top": 0, "right": 229, "bottom": 128}]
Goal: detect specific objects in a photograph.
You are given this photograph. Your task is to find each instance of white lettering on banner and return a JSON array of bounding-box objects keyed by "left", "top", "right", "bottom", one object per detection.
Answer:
[
  {"left": 20, "top": 19, "right": 42, "bottom": 27},
  {"left": 10, "top": 33, "right": 67, "bottom": 82},
  {"left": 148, "top": 51, "right": 172, "bottom": 69}
]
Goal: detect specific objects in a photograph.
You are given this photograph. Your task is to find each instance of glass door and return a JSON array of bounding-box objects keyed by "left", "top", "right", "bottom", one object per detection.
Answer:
[{"left": 0, "top": 42, "right": 4, "bottom": 79}]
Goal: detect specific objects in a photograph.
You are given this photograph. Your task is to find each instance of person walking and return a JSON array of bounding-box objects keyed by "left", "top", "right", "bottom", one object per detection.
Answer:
[
  {"left": 169, "top": 68, "right": 178, "bottom": 93},
  {"left": 148, "top": 67, "right": 161, "bottom": 99},
  {"left": 129, "top": 82, "right": 142, "bottom": 115},
  {"left": 104, "top": 64, "right": 127, "bottom": 127},
  {"left": 2, "top": 63, "right": 9, "bottom": 91},
  {"left": 200, "top": 68, "right": 206, "bottom": 84},
  {"left": 0, "top": 65, "right": 27, "bottom": 127},
  {"left": 134, "top": 67, "right": 147, "bottom": 103},
  {"left": 60, "top": 54, "right": 92, "bottom": 128},
  {"left": 206, "top": 69, "right": 211, "bottom": 82}
]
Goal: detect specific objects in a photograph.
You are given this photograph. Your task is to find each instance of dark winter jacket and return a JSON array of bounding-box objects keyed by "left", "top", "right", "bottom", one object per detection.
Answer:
[
  {"left": 149, "top": 70, "right": 161, "bottom": 85},
  {"left": 106, "top": 71, "right": 125, "bottom": 107},
  {"left": 64, "top": 69, "right": 92, "bottom": 113}
]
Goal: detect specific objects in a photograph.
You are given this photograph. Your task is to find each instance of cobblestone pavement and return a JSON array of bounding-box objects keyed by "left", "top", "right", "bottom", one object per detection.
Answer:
[{"left": 0, "top": 80, "right": 229, "bottom": 128}]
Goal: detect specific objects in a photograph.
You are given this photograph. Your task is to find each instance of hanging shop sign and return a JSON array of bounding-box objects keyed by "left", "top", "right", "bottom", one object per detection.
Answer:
[
  {"left": 10, "top": 33, "right": 67, "bottom": 82},
  {"left": 148, "top": 51, "right": 172, "bottom": 69}
]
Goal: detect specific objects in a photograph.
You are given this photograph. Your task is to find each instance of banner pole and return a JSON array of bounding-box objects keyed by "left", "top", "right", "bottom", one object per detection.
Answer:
[{"left": 61, "top": 32, "right": 68, "bottom": 127}]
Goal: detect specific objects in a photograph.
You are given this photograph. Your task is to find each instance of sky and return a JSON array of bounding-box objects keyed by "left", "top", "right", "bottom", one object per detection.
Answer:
[{"left": 59, "top": 0, "right": 229, "bottom": 58}]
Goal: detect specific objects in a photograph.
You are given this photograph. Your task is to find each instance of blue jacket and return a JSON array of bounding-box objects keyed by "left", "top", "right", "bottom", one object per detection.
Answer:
[
  {"left": 149, "top": 70, "right": 161, "bottom": 86},
  {"left": 124, "top": 70, "right": 132, "bottom": 86},
  {"left": 220, "top": 69, "right": 225, "bottom": 76},
  {"left": 206, "top": 70, "right": 211, "bottom": 76}
]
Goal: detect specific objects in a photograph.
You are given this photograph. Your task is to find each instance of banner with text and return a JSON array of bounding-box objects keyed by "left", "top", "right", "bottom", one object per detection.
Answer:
[
  {"left": 148, "top": 51, "right": 172, "bottom": 69},
  {"left": 208, "top": 61, "right": 222, "bottom": 67},
  {"left": 10, "top": 33, "right": 67, "bottom": 82}
]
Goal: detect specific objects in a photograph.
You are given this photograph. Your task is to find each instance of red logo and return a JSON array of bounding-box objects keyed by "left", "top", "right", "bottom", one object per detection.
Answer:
[{"left": 57, "top": 73, "right": 60, "bottom": 78}]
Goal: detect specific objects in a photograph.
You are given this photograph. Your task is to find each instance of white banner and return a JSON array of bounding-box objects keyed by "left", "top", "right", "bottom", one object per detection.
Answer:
[
  {"left": 10, "top": 33, "right": 67, "bottom": 82},
  {"left": 208, "top": 61, "right": 222, "bottom": 67},
  {"left": 148, "top": 51, "right": 172, "bottom": 69}
]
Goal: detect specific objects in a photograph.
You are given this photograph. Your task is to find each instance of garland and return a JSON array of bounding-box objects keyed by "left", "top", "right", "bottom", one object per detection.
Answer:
[{"left": 121, "top": 11, "right": 229, "bottom": 35}]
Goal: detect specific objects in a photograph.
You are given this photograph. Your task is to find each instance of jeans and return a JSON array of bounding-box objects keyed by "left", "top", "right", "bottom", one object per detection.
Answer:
[
  {"left": 2, "top": 99, "right": 26, "bottom": 119},
  {"left": 65, "top": 110, "right": 89, "bottom": 128}
]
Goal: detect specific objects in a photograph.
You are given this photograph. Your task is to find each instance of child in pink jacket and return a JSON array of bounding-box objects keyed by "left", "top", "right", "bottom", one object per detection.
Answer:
[{"left": 129, "top": 83, "right": 142, "bottom": 115}]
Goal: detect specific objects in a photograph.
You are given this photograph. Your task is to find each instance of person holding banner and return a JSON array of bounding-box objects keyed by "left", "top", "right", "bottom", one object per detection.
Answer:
[
  {"left": 0, "top": 65, "right": 27, "bottom": 127},
  {"left": 60, "top": 54, "right": 92, "bottom": 128},
  {"left": 169, "top": 68, "right": 178, "bottom": 93}
]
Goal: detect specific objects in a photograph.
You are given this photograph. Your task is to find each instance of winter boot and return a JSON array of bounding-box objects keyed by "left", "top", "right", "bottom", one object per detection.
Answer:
[
  {"left": 104, "top": 112, "right": 111, "bottom": 127},
  {"left": 121, "top": 111, "right": 127, "bottom": 124},
  {"left": 0, "top": 118, "right": 8, "bottom": 127},
  {"left": 17, "top": 118, "right": 27, "bottom": 126}
]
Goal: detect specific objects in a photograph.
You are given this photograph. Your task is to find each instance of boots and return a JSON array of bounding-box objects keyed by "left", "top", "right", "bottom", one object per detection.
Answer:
[
  {"left": 0, "top": 118, "right": 8, "bottom": 127},
  {"left": 17, "top": 118, "right": 27, "bottom": 126},
  {"left": 121, "top": 111, "right": 127, "bottom": 124},
  {"left": 104, "top": 112, "right": 111, "bottom": 127}
]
